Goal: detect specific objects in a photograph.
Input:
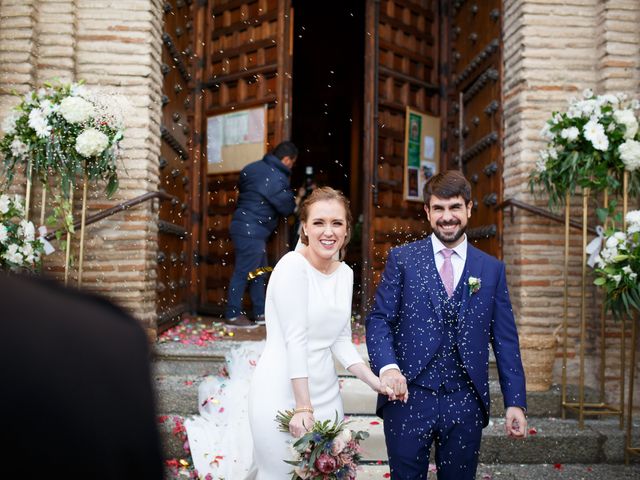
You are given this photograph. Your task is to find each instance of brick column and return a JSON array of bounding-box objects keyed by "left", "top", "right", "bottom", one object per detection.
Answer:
[
  {"left": 0, "top": 1, "right": 164, "bottom": 335},
  {"left": 502, "top": 0, "right": 640, "bottom": 403}
]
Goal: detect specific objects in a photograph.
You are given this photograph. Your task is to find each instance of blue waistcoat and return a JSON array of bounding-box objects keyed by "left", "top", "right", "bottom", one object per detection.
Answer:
[{"left": 413, "top": 279, "right": 470, "bottom": 392}]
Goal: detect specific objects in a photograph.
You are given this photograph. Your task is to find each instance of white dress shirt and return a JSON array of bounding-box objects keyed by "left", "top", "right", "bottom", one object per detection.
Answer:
[{"left": 379, "top": 234, "right": 469, "bottom": 376}]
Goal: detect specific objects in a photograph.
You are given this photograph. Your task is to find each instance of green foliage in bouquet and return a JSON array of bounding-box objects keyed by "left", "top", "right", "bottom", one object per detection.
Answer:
[
  {"left": 276, "top": 410, "right": 369, "bottom": 480},
  {"left": 530, "top": 89, "right": 640, "bottom": 207}
]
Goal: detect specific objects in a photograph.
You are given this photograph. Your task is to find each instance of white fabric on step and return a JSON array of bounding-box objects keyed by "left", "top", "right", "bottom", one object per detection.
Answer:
[{"left": 185, "top": 341, "right": 265, "bottom": 480}]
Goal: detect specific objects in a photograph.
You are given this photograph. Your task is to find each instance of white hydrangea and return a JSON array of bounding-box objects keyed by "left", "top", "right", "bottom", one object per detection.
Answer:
[
  {"left": 560, "top": 126, "right": 579, "bottom": 142},
  {"left": 28, "top": 108, "right": 51, "bottom": 138},
  {"left": 59, "top": 96, "right": 95, "bottom": 124},
  {"left": 619, "top": 139, "right": 640, "bottom": 171},
  {"left": 39, "top": 99, "right": 58, "bottom": 118},
  {"left": 583, "top": 88, "right": 594, "bottom": 99},
  {"left": 18, "top": 219, "right": 35, "bottom": 242},
  {"left": 599, "top": 94, "right": 620, "bottom": 106},
  {"left": 0, "top": 224, "right": 7, "bottom": 244},
  {"left": 626, "top": 210, "right": 640, "bottom": 234},
  {"left": 583, "top": 119, "right": 609, "bottom": 151},
  {"left": 1, "top": 110, "right": 21, "bottom": 135},
  {"left": 75, "top": 128, "right": 109, "bottom": 157},
  {"left": 3, "top": 243, "right": 22, "bottom": 264},
  {"left": 0, "top": 194, "right": 10, "bottom": 214},
  {"left": 605, "top": 235, "right": 620, "bottom": 249},
  {"left": 12, "top": 195, "right": 24, "bottom": 215},
  {"left": 20, "top": 242, "right": 34, "bottom": 263},
  {"left": 540, "top": 123, "right": 554, "bottom": 140},
  {"left": 613, "top": 109, "right": 639, "bottom": 139},
  {"left": 613, "top": 231, "right": 626, "bottom": 242},
  {"left": 70, "top": 83, "right": 89, "bottom": 98},
  {"left": 10, "top": 138, "right": 28, "bottom": 158}
]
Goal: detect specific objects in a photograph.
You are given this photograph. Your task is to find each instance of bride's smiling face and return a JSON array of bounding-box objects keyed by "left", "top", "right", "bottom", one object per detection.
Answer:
[{"left": 302, "top": 199, "right": 348, "bottom": 261}]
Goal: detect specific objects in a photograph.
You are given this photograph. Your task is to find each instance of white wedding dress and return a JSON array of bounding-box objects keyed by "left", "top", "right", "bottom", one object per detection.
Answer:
[{"left": 248, "top": 251, "right": 364, "bottom": 479}]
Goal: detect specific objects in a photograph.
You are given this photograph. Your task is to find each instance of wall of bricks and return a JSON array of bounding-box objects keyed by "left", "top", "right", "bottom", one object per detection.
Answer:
[
  {"left": 502, "top": 0, "right": 640, "bottom": 406},
  {"left": 0, "top": 0, "right": 164, "bottom": 337}
]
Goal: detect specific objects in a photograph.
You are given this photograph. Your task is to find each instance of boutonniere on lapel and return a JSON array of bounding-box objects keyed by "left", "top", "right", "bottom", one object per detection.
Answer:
[{"left": 468, "top": 276, "right": 481, "bottom": 296}]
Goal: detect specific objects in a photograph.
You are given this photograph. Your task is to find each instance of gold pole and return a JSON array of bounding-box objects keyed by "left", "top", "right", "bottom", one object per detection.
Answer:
[
  {"left": 24, "top": 158, "right": 33, "bottom": 221},
  {"left": 77, "top": 171, "right": 88, "bottom": 288},
  {"left": 600, "top": 189, "right": 608, "bottom": 404},
  {"left": 64, "top": 188, "right": 74, "bottom": 287},
  {"left": 578, "top": 187, "right": 589, "bottom": 428},
  {"left": 626, "top": 316, "right": 637, "bottom": 464},
  {"left": 40, "top": 184, "right": 47, "bottom": 226},
  {"left": 621, "top": 171, "right": 628, "bottom": 431},
  {"left": 562, "top": 192, "right": 571, "bottom": 419}
]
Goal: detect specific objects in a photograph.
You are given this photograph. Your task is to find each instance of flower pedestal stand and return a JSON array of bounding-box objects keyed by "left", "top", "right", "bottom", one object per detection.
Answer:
[{"left": 560, "top": 178, "right": 629, "bottom": 429}]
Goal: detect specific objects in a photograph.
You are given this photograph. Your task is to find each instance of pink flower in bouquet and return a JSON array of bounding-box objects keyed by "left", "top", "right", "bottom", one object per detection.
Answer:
[
  {"left": 293, "top": 465, "right": 311, "bottom": 479},
  {"left": 331, "top": 437, "right": 347, "bottom": 455},
  {"left": 314, "top": 452, "right": 338, "bottom": 473}
]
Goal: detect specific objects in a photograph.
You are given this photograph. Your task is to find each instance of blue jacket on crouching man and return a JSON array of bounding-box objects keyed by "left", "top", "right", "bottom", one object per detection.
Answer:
[{"left": 226, "top": 152, "right": 296, "bottom": 320}]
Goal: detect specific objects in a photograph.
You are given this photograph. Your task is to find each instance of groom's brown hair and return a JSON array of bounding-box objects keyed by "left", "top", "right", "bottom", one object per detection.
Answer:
[{"left": 423, "top": 170, "right": 472, "bottom": 206}]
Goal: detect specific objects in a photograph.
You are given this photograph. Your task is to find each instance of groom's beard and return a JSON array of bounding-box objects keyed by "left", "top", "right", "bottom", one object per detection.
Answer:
[{"left": 432, "top": 219, "right": 466, "bottom": 246}]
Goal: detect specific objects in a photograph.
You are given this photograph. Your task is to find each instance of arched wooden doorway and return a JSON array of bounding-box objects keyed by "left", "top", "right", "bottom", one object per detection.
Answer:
[{"left": 158, "top": 0, "right": 505, "bottom": 321}]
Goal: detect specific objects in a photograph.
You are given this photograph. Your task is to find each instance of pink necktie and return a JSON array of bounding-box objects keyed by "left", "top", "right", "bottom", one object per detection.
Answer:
[{"left": 439, "top": 248, "right": 454, "bottom": 298}]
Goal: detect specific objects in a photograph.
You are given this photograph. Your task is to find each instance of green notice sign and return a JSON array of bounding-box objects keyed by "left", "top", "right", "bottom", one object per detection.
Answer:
[{"left": 407, "top": 113, "right": 421, "bottom": 167}]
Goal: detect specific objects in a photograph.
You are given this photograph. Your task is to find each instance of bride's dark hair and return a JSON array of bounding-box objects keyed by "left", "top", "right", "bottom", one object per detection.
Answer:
[{"left": 299, "top": 187, "right": 353, "bottom": 261}]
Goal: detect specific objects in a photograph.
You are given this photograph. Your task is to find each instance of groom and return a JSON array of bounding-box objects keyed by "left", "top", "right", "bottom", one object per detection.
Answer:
[{"left": 366, "top": 170, "right": 527, "bottom": 479}]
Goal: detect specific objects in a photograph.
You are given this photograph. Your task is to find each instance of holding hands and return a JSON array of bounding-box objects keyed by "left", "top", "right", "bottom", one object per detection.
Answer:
[{"left": 380, "top": 369, "right": 409, "bottom": 403}]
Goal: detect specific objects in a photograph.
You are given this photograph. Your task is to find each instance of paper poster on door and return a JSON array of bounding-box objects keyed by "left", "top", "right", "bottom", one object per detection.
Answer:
[
  {"left": 404, "top": 107, "right": 440, "bottom": 202},
  {"left": 207, "top": 105, "right": 267, "bottom": 173}
]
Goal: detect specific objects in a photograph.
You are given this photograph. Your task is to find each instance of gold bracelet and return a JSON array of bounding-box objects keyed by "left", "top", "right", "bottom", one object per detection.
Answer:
[{"left": 294, "top": 406, "right": 314, "bottom": 414}]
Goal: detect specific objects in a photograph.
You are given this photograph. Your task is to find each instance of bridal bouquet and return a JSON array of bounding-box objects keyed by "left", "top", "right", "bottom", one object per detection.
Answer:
[
  {"left": 593, "top": 210, "right": 640, "bottom": 318},
  {"left": 530, "top": 89, "right": 640, "bottom": 206},
  {"left": 0, "top": 194, "right": 44, "bottom": 272},
  {"left": 276, "top": 411, "right": 369, "bottom": 480},
  {"left": 0, "top": 80, "right": 126, "bottom": 198}
]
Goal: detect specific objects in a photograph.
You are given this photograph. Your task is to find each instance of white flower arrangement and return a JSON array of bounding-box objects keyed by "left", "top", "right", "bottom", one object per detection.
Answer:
[
  {"left": 0, "top": 80, "right": 128, "bottom": 200},
  {"left": 530, "top": 89, "right": 640, "bottom": 206},
  {"left": 593, "top": 210, "right": 640, "bottom": 319},
  {"left": 0, "top": 194, "right": 44, "bottom": 272}
]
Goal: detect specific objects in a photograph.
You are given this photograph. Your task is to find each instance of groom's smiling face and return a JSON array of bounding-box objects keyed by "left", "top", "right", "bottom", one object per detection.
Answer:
[{"left": 424, "top": 195, "right": 473, "bottom": 248}]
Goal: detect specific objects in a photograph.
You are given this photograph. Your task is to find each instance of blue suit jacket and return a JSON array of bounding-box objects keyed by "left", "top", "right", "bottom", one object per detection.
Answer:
[{"left": 365, "top": 237, "right": 527, "bottom": 425}]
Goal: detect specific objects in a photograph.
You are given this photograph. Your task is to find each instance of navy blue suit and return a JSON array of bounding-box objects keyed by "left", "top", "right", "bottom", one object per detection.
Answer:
[
  {"left": 226, "top": 154, "right": 296, "bottom": 319},
  {"left": 366, "top": 237, "right": 527, "bottom": 479}
]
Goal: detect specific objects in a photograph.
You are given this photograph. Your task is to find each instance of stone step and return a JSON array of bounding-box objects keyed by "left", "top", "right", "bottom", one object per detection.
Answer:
[
  {"left": 153, "top": 342, "right": 236, "bottom": 377},
  {"left": 158, "top": 415, "right": 640, "bottom": 465},
  {"left": 164, "top": 462, "right": 640, "bottom": 480},
  {"left": 155, "top": 371, "right": 596, "bottom": 419}
]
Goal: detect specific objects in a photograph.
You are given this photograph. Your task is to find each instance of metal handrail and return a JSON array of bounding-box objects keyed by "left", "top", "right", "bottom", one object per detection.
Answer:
[
  {"left": 45, "top": 190, "right": 177, "bottom": 241},
  {"left": 496, "top": 198, "right": 597, "bottom": 235}
]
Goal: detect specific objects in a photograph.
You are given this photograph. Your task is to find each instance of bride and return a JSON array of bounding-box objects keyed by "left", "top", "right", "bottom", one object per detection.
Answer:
[{"left": 247, "top": 187, "right": 394, "bottom": 479}]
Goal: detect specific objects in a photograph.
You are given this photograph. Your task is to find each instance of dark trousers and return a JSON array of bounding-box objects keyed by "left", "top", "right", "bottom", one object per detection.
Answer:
[
  {"left": 383, "top": 384, "right": 484, "bottom": 480},
  {"left": 225, "top": 234, "right": 267, "bottom": 319}
]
